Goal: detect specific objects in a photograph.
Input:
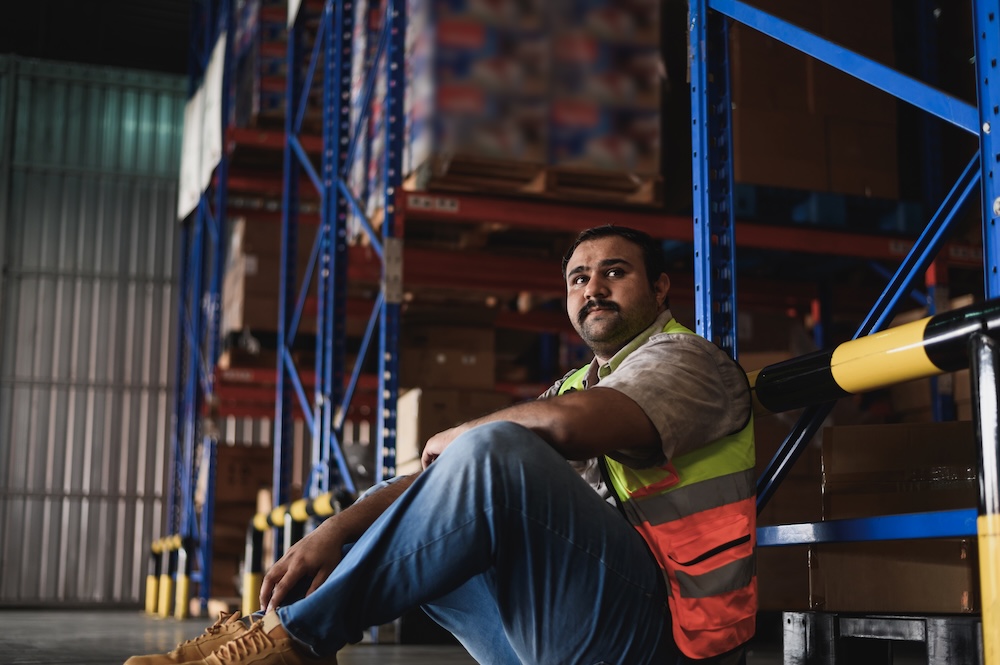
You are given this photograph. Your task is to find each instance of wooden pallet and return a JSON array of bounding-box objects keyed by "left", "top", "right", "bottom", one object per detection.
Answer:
[
  {"left": 405, "top": 154, "right": 663, "bottom": 207},
  {"left": 542, "top": 166, "right": 663, "bottom": 206},
  {"left": 406, "top": 154, "right": 549, "bottom": 196}
]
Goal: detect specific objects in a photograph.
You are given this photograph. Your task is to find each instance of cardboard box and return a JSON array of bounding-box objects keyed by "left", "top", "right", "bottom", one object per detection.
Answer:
[
  {"left": 813, "top": 61, "right": 897, "bottom": 123},
  {"left": 400, "top": 325, "right": 497, "bottom": 389},
  {"left": 396, "top": 388, "right": 513, "bottom": 467},
  {"left": 810, "top": 538, "right": 978, "bottom": 613},
  {"left": 732, "top": 107, "right": 828, "bottom": 192},
  {"left": 206, "top": 444, "right": 275, "bottom": 506},
  {"left": 826, "top": 116, "right": 899, "bottom": 199},
  {"left": 821, "top": 421, "right": 978, "bottom": 521},
  {"left": 819, "top": 0, "right": 895, "bottom": 65},
  {"left": 730, "top": 25, "right": 814, "bottom": 113},
  {"left": 757, "top": 545, "right": 812, "bottom": 611}
]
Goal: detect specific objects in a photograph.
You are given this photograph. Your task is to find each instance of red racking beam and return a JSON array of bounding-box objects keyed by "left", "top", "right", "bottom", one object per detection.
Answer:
[{"left": 398, "top": 192, "right": 984, "bottom": 268}]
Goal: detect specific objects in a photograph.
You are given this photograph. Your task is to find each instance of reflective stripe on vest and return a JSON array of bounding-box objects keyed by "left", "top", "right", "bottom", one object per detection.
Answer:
[{"left": 559, "top": 318, "right": 757, "bottom": 659}]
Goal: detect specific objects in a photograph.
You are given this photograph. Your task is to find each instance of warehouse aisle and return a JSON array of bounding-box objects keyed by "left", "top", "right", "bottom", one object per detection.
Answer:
[
  {"left": 0, "top": 610, "right": 476, "bottom": 665},
  {"left": 0, "top": 609, "right": 806, "bottom": 664}
]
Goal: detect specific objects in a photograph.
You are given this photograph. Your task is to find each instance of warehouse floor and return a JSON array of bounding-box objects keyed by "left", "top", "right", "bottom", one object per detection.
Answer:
[{"left": 0, "top": 609, "right": 939, "bottom": 665}]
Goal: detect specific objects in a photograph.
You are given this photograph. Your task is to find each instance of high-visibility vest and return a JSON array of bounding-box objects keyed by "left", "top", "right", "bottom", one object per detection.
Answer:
[{"left": 559, "top": 318, "right": 757, "bottom": 659}]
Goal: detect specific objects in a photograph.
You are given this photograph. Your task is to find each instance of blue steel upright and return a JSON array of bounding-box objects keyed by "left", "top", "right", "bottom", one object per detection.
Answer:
[
  {"left": 376, "top": 0, "right": 406, "bottom": 484},
  {"left": 170, "top": 0, "right": 235, "bottom": 609},
  {"left": 317, "top": 0, "right": 354, "bottom": 498},
  {"left": 276, "top": 2, "right": 306, "bottom": 560},
  {"left": 974, "top": 0, "right": 1000, "bottom": 300},
  {"left": 689, "top": 0, "right": 739, "bottom": 359},
  {"left": 697, "top": 0, "right": 988, "bottom": 520}
]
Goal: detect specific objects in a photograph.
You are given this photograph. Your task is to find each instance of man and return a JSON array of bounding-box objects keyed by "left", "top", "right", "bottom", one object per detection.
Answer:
[{"left": 126, "top": 225, "right": 756, "bottom": 665}]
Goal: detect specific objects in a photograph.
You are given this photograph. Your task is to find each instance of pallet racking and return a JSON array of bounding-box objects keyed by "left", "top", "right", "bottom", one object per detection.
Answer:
[{"left": 166, "top": 0, "right": 999, "bottom": 657}]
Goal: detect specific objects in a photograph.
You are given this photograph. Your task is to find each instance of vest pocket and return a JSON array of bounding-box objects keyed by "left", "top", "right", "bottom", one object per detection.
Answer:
[{"left": 663, "top": 512, "right": 754, "bottom": 598}]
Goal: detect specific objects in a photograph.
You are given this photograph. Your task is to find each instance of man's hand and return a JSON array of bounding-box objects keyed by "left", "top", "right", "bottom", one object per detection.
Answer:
[
  {"left": 259, "top": 518, "right": 346, "bottom": 613},
  {"left": 258, "top": 473, "right": 419, "bottom": 613},
  {"left": 421, "top": 424, "right": 469, "bottom": 468}
]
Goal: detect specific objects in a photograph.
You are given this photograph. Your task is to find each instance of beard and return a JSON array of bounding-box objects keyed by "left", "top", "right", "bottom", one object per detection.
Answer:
[{"left": 574, "top": 297, "right": 660, "bottom": 358}]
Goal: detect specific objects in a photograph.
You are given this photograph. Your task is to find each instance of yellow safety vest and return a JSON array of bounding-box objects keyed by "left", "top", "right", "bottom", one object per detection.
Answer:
[{"left": 559, "top": 318, "right": 757, "bottom": 659}]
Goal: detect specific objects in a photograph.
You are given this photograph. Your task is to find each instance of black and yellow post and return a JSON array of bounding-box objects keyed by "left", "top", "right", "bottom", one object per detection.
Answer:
[
  {"left": 144, "top": 539, "right": 163, "bottom": 615},
  {"left": 969, "top": 331, "right": 1000, "bottom": 664},
  {"left": 750, "top": 299, "right": 1000, "bottom": 414},
  {"left": 284, "top": 504, "right": 306, "bottom": 560},
  {"left": 174, "top": 536, "right": 194, "bottom": 619},
  {"left": 747, "top": 297, "right": 1000, "bottom": 663},
  {"left": 243, "top": 522, "right": 265, "bottom": 617},
  {"left": 157, "top": 535, "right": 181, "bottom": 618},
  {"left": 241, "top": 492, "right": 342, "bottom": 615}
]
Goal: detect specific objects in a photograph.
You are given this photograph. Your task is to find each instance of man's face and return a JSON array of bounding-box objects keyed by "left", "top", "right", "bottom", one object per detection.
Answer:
[{"left": 564, "top": 235, "right": 670, "bottom": 362}]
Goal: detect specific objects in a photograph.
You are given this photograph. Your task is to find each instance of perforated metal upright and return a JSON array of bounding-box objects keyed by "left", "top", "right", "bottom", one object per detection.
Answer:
[
  {"left": 170, "top": 0, "right": 234, "bottom": 613},
  {"left": 276, "top": 0, "right": 406, "bottom": 556},
  {"left": 689, "top": 0, "right": 739, "bottom": 359},
  {"left": 690, "top": 0, "right": 1000, "bottom": 660}
]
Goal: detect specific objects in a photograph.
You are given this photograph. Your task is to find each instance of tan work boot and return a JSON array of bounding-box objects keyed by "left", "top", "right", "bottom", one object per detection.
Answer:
[
  {"left": 124, "top": 611, "right": 248, "bottom": 665},
  {"left": 195, "top": 612, "right": 337, "bottom": 665}
]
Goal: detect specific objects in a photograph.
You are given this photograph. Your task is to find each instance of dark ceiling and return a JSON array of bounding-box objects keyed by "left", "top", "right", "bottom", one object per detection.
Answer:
[{"left": 1, "top": 0, "right": 191, "bottom": 75}]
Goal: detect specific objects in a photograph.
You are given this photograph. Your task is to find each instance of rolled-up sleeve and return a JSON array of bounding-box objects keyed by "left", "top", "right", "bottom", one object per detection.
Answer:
[{"left": 598, "top": 333, "right": 752, "bottom": 462}]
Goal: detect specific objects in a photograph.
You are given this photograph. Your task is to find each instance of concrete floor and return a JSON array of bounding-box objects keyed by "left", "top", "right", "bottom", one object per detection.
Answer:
[
  {"left": 0, "top": 610, "right": 477, "bottom": 665},
  {"left": 0, "top": 609, "right": 871, "bottom": 665},
  {"left": 0, "top": 608, "right": 947, "bottom": 664}
]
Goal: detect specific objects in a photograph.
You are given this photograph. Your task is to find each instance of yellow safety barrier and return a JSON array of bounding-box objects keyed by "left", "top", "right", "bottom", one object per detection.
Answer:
[
  {"left": 241, "top": 492, "right": 345, "bottom": 614},
  {"left": 144, "top": 539, "right": 162, "bottom": 615},
  {"left": 748, "top": 298, "right": 1000, "bottom": 415},
  {"left": 751, "top": 298, "right": 1000, "bottom": 664},
  {"left": 980, "top": 513, "right": 1000, "bottom": 665},
  {"left": 144, "top": 535, "right": 182, "bottom": 618}
]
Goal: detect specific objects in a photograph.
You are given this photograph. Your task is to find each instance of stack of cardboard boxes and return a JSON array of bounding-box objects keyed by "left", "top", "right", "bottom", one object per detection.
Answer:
[
  {"left": 753, "top": 403, "right": 980, "bottom": 614},
  {"left": 741, "top": 297, "right": 981, "bottom": 614},
  {"left": 221, "top": 217, "right": 319, "bottom": 340},
  {"left": 548, "top": 0, "right": 661, "bottom": 176},
  {"left": 731, "top": 0, "right": 899, "bottom": 200},
  {"left": 395, "top": 322, "right": 513, "bottom": 474},
  {"left": 196, "top": 443, "right": 276, "bottom": 602}
]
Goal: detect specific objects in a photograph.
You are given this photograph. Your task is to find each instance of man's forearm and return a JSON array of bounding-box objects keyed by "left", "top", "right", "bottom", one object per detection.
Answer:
[{"left": 332, "top": 471, "right": 419, "bottom": 540}]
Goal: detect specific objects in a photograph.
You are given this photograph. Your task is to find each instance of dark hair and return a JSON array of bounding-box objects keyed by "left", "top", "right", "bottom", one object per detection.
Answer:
[{"left": 561, "top": 225, "right": 669, "bottom": 295}]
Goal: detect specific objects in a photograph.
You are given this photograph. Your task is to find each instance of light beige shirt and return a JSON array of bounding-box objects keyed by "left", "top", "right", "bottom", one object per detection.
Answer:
[{"left": 541, "top": 309, "right": 752, "bottom": 497}]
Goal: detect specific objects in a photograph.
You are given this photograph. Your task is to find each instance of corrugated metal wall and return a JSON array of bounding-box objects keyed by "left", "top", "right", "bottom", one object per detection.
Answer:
[{"left": 0, "top": 58, "right": 186, "bottom": 606}]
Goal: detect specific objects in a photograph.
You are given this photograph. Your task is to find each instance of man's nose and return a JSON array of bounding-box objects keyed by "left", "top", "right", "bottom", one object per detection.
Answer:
[{"left": 585, "top": 276, "right": 609, "bottom": 299}]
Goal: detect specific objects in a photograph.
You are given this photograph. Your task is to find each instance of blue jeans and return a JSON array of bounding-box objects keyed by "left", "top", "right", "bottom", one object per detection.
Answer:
[{"left": 278, "top": 421, "right": 678, "bottom": 664}]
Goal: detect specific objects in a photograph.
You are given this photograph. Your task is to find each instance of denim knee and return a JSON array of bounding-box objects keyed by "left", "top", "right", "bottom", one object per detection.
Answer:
[{"left": 443, "top": 420, "right": 553, "bottom": 466}]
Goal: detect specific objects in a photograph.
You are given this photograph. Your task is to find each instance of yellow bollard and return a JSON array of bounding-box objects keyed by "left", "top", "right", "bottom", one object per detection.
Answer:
[{"left": 979, "top": 513, "right": 1000, "bottom": 665}]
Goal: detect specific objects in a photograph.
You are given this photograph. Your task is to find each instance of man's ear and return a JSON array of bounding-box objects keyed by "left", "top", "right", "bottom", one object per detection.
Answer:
[{"left": 654, "top": 273, "right": 671, "bottom": 307}]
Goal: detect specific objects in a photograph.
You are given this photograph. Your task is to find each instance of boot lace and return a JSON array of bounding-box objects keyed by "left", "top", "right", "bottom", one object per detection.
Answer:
[
  {"left": 174, "top": 612, "right": 232, "bottom": 650},
  {"left": 212, "top": 620, "right": 272, "bottom": 662}
]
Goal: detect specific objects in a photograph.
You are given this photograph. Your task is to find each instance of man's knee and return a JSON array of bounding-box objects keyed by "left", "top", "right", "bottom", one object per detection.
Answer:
[{"left": 445, "top": 421, "right": 549, "bottom": 463}]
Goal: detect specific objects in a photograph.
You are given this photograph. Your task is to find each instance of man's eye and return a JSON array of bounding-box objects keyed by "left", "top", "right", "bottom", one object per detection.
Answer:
[
  {"left": 572, "top": 275, "right": 587, "bottom": 285},
  {"left": 607, "top": 268, "right": 623, "bottom": 277}
]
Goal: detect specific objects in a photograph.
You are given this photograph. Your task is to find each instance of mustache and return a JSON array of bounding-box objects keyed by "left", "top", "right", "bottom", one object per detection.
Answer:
[{"left": 578, "top": 299, "right": 619, "bottom": 324}]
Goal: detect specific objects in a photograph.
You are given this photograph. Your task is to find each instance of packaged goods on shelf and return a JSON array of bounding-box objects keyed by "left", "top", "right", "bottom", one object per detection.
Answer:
[
  {"left": 809, "top": 538, "right": 978, "bottom": 614},
  {"left": 732, "top": 107, "right": 829, "bottom": 193},
  {"left": 196, "top": 443, "right": 275, "bottom": 507},
  {"left": 756, "top": 420, "right": 981, "bottom": 613},
  {"left": 549, "top": 99, "right": 659, "bottom": 175},
  {"left": 231, "top": 0, "right": 322, "bottom": 129},
  {"left": 729, "top": 0, "right": 899, "bottom": 199},
  {"left": 347, "top": 0, "right": 665, "bottom": 211},
  {"left": 551, "top": 0, "right": 660, "bottom": 46},
  {"left": 195, "top": 443, "right": 276, "bottom": 599},
  {"left": 403, "top": 10, "right": 550, "bottom": 170},
  {"left": 821, "top": 421, "right": 978, "bottom": 521},
  {"left": 395, "top": 387, "right": 513, "bottom": 473},
  {"left": 222, "top": 218, "right": 319, "bottom": 337},
  {"left": 399, "top": 324, "right": 496, "bottom": 390}
]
